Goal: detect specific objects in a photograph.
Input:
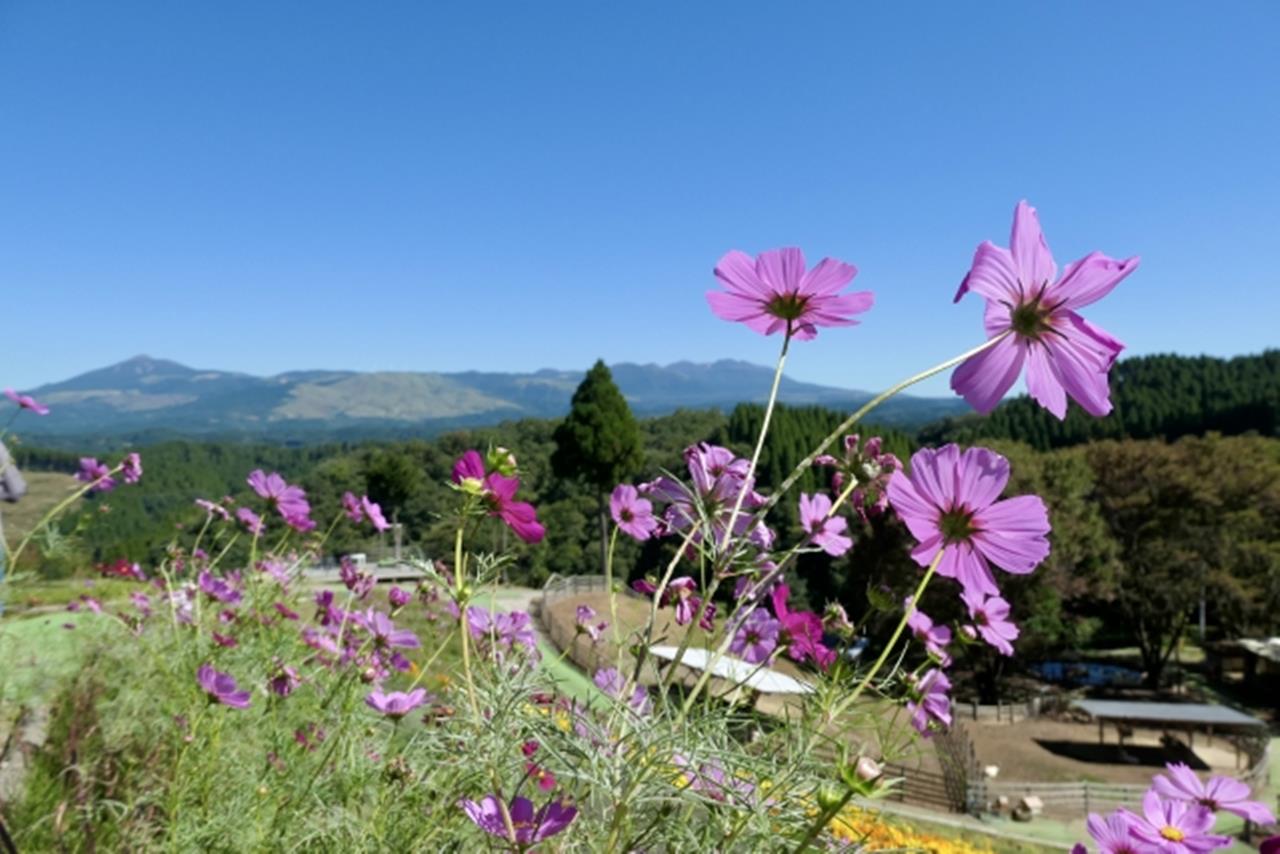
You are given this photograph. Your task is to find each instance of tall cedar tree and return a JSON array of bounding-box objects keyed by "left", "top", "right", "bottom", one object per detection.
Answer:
[{"left": 551, "top": 360, "right": 644, "bottom": 574}]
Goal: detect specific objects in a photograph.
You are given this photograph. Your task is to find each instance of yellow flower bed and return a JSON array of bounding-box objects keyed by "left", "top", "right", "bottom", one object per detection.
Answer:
[{"left": 828, "top": 807, "right": 993, "bottom": 854}]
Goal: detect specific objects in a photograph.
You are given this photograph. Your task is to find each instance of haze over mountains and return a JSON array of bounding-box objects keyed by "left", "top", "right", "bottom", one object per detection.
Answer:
[{"left": 16, "top": 356, "right": 969, "bottom": 444}]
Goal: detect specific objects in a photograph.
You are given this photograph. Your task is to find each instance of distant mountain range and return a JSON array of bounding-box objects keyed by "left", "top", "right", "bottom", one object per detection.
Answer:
[{"left": 13, "top": 355, "right": 968, "bottom": 444}]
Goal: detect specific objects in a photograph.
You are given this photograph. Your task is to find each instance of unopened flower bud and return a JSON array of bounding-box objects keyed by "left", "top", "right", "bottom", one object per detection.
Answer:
[
  {"left": 855, "top": 756, "right": 882, "bottom": 782},
  {"left": 487, "top": 446, "right": 518, "bottom": 476}
]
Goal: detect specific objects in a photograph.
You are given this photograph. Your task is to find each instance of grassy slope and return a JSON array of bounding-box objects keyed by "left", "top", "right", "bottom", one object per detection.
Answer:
[{"left": 2, "top": 471, "right": 80, "bottom": 540}]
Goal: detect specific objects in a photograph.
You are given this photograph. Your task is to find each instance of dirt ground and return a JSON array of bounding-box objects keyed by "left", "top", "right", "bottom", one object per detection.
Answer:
[
  {"left": 542, "top": 590, "right": 1258, "bottom": 790},
  {"left": 964, "top": 716, "right": 1249, "bottom": 784}
]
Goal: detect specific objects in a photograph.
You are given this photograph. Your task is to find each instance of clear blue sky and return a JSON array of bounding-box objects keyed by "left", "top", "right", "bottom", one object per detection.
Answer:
[{"left": 2, "top": 2, "right": 1276, "bottom": 397}]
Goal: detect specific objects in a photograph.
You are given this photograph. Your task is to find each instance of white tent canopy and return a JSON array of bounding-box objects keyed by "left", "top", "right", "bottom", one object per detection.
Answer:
[{"left": 648, "top": 645, "right": 815, "bottom": 695}]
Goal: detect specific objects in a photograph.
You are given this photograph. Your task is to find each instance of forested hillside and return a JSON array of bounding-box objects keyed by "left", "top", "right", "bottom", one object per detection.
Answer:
[
  {"left": 920, "top": 350, "right": 1279, "bottom": 450},
  {"left": 10, "top": 352, "right": 1280, "bottom": 691}
]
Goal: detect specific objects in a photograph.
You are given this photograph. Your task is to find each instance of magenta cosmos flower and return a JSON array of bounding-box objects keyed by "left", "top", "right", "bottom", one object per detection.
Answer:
[
  {"left": 451, "top": 451, "right": 545, "bottom": 544},
  {"left": 770, "top": 584, "right": 835, "bottom": 670},
  {"left": 121, "top": 452, "right": 143, "bottom": 485},
  {"left": 610, "top": 484, "right": 658, "bottom": 541},
  {"left": 5, "top": 388, "right": 49, "bottom": 415},
  {"left": 76, "top": 457, "right": 116, "bottom": 492},
  {"left": 197, "top": 664, "right": 251, "bottom": 709},
  {"left": 888, "top": 444, "right": 1050, "bottom": 597},
  {"left": 798, "top": 492, "right": 853, "bottom": 557},
  {"left": 247, "top": 469, "right": 311, "bottom": 522},
  {"left": 1128, "top": 790, "right": 1230, "bottom": 854},
  {"left": 707, "top": 247, "right": 873, "bottom": 340},
  {"left": 365, "top": 688, "right": 428, "bottom": 719},
  {"left": 1151, "top": 762, "right": 1275, "bottom": 825},
  {"left": 459, "top": 794, "right": 578, "bottom": 845},
  {"left": 951, "top": 201, "right": 1139, "bottom": 419},
  {"left": 961, "top": 589, "right": 1019, "bottom": 656}
]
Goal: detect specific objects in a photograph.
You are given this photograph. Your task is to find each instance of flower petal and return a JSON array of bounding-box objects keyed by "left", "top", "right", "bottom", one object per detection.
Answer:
[
  {"left": 971, "top": 495, "right": 1050, "bottom": 574},
  {"left": 799, "top": 256, "right": 858, "bottom": 296},
  {"left": 756, "top": 247, "right": 806, "bottom": 294},
  {"left": 1050, "top": 251, "right": 1140, "bottom": 311},
  {"left": 1024, "top": 343, "right": 1068, "bottom": 419},
  {"left": 714, "top": 249, "right": 771, "bottom": 297},
  {"left": 954, "top": 447, "right": 1010, "bottom": 512},
  {"left": 1010, "top": 200, "right": 1057, "bottom": 292},
  {"left": 954, "top": 241, "right": 1020, "bottom": 303},
  {"left": 950, "top": 335, "right": 1025, "bottom": 415}
]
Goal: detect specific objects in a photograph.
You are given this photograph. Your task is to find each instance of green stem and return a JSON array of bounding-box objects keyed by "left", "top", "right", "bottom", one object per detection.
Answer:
[
  {"left": 8, "top": 465, "right": 121, "bottom": 567},
  {"left": 453, "top": 525, "right": 480, "bottom": 717},
  {"left": 717, "top": 331, "right": 791, "bottom": 554},
  {"left": 833, "top": 548, "right": 945, "bottom": 718},
  {"left": 791, "top": 785, "right": 857, "bottom": 853},
  {"left": 604, "top": 525, "right": 620, "bottom": 646},
  {"left": 746, "top": 331, "right": 1011, "bottom": 530}
]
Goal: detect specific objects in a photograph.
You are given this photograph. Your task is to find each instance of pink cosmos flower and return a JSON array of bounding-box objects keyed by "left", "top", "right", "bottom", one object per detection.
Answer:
[
  {"left": 643, "top": 443, "right": 774, "bottom": 552},
  {"left": 361, "top": 496, "right": 390, "bottom": 531},
  {"left": 4, "top": 388, "right": 49, "bottom": 415},
  {"left": 887, "top": 444, "right": 1050, "bottom": 596},
  {"left": 197, "top": 664, "right": 251, "bottom": 709},
  {"left": 951, "top": 201, "right": 1139, "bottom": 419},
  {"left": 121, "top": 453, "right": 143, "bottom": 485},
  {"left": 905, "top": 600, "right": 953, "bottom": 666},
  {"left": 574, "top": 605, "right": 607, "bottom": 642},
  {"left": 1151, "top": 763, "right": 1276, "bottom": 825},
  {"left": 466, "top": 607, "right": 539, "bottom": 655},
  {"left": 359, "top": 609, "right": 420, "bottom": 650},
  {"left": 365, "top": 688, "right": 428, "bottom": 719},
  {"left": 247, "top": 470, "right": 311, "bottom": 523},
  {"left": 729, "top": 608, "right": 780, "bottom": 664},
  {"left": 1128, "top": 790, "right": 1230, "bottom": 854},
  {"left": 342, "top": 491, "right": 364, "bottom": 522},
  {"left": 1082, "top": 810, "right": 1142, "bottom": 854},
  {"left": 459, "top": 795, "right": 578, "bottom": 845},
  {"left": 592, "top": 667, "right": 652, "bottom": 715},
  {"left": 76, "top": 457, "right": 116, "bottom": 492},
  {"left": 198, "top": 570, "right": 242, "bottom": 605},
  {"left": 236, "top": 507, "right": 264, "bottom": 535},
  {"left": 610, "top": 484, "right": 659, "bottom": 541},
  {"left": 196, "top": 498, "right": 231, "bottom": 521},
  {"left": 961, "top": 589, "right": 1019, "bottom": 656},
  {"left": 907, "top": 668, "right": 952, "bottom": 737},
  {"left": 798, "top": 492, "right": 853, "bottom": 557},
  {"left": 388, "top": 586, "right": 411, "bottom": 610},
  {"left": 707, "top": 247, "right": 873, "bottom": 340}
]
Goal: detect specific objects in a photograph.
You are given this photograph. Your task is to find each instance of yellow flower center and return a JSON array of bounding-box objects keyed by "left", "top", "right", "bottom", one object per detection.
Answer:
[{"left": 1160, "top": 826, "right": 1185, "bottom": 842}]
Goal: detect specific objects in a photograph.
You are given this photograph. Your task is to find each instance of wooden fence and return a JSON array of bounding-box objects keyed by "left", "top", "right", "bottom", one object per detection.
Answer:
[{"left": 975, "top": 740, "right": 1271, "bottom": 818}]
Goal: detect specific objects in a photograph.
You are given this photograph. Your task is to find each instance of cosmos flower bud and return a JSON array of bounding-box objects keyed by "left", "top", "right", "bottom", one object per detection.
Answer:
[{"left": 487, "top": 446, "right": 518, "bottom": 476}]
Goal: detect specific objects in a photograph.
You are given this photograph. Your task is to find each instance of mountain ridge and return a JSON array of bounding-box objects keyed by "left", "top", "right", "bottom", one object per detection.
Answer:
[{"left": 14, "top": 355, "right": 967, "bottom": 443}]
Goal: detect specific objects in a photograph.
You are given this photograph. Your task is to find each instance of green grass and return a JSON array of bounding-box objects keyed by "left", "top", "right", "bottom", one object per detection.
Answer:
[
  {"left": 0, "top": 610, "right": 112, "bottom": 706},
  {"left": 2, "top": 471, "right": 80, "bottom": 540}
]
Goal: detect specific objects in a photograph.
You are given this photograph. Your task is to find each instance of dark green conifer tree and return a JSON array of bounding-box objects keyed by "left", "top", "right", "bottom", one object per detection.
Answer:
[{"left": 551, "top": 360, "right": 644, "bottom": 574}]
